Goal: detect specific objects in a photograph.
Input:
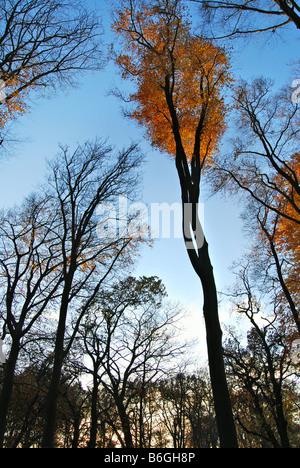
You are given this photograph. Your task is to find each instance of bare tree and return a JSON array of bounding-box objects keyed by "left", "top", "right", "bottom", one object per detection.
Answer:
[
  {"left": 212, "top": 77, "right": 300, "bottom": 335},
  {"left": 79, "top": 276, "right": 186, "bottom": 448},
  {"left": 223, "top": 261, "right": 299, "bottom": 447},
  {"left": 0, "top": 137, "right": 145, "bottom": 448},
  {"left": 0, "top": 0, "right": 104, "bottom": 146},
  {"left": 40, "top": 139, "right": 144, "bottom": 448},
  {"left": 214, "top": 78, "right": 300, "bottom": 222},
  {"left": 0, "top": 192, "right": 63, "bottom": 447},
  {"left": 189, "top": 0, "right": 300, "bottom": 39}
]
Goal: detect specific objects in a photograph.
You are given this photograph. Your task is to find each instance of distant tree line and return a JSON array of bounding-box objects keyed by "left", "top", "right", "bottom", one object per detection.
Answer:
[
  {"left": 0, "top": 217, "right": 299, "bottom": 447},
  {"left": 1, "top": 346, "right": 299, "bottom": 448}
]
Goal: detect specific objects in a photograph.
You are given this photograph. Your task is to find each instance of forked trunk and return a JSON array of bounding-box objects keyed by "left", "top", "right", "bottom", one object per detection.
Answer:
[{"left": 180, "top": 175, "right": 238, "bottom": 448}]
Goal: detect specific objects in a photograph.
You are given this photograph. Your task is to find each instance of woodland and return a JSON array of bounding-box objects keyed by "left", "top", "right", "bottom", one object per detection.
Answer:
[{"left": 0, "top": 0, "right": 299, "bottom": 449}]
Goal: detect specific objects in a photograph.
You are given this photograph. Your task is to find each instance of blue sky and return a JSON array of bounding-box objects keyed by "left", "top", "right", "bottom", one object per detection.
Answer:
[{"left": 0, "top": 0, "right": 299, "bottom": 359}]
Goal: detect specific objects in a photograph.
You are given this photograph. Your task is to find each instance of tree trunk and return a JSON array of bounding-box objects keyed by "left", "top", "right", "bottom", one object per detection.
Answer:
[
  {"left": 183, "top": 219, "right": 238, "bottom": 447},
  {"left": 117, "top": 400, "right": 134, "bottom": 448},
  {"left": 0, "top": 338, "right": 20, "bottom": 448},
  {"left": 276, "top": 406, "right": 290, "bottom": 448},
  {"left": 71, "top": 415, "right": 80, "bottom": 449},
  {"left": 41, "top": 288, "right": 70, "bottom": 448},
  {"left": 193, "top": 240, "right": 238, "bottom": 448},
  {"left": 272, "top": 377, "right": 290, "bottom": 447},
  {"left": 88, "top": 372, "right": 99, "bottom": 448},
  {"left": 174, "top": 143, "right": 238, "bottom": 447}
]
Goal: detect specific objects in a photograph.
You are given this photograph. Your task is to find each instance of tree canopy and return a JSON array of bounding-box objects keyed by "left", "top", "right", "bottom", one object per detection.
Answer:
[{"left": 113, "top": 0, "right": 232, "bottom": 167}]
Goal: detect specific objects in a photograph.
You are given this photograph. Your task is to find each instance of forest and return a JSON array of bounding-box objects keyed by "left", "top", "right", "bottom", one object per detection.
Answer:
[{"left": 0, "top": 0, "right": 299, "bottom": 449}]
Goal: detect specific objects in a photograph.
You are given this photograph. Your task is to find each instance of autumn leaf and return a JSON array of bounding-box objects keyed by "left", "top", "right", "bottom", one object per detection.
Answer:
[
  {"left": 113, "top": 0, "right": 232, "bottom": 168},
  {"left": 0, "top": 70, "right": 34, "bottom": 129}
]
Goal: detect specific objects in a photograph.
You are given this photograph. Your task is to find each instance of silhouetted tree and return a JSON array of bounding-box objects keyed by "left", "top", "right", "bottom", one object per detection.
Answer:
[
  {"left": 0, "top": 194, "right": 63, "bottom": 447},
  {"left": 41, "top": 140, "right": 144, "bottom": 448},
  {"left": 223, "top": 262, "right": 300, "bottom": 448},
  {"left": 79, "top": 275, "right": 186, "bottom": 448},
  {"left": 0, "top": 0, "right": 103, "bottom": 147},
  {"left": 190, "top": 0, "right": 300, "bottom": 39},
  {"left": 113, "top": 0, "right": 237, "bottom": 447}
]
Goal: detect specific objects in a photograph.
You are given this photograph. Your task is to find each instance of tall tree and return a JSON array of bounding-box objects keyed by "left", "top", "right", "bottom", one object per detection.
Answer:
[
  {"left": 212, "top": 78, "right": 300, "bottom": 335},
  {"left": 41, "top": 140, "right": 144, "bottom": 448},
  {"left": 112, "top": 0, "right": 237, "bottom": 447},
  {"left": 0, "top": 193, "right": 63, "bottom": 447}
]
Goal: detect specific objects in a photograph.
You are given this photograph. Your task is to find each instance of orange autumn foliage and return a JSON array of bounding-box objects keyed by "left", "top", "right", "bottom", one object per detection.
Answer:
[
  {"left": 273, "top": 153, "right": 300, "bottom": 297},
  {"left": 113, "top": 0, "right": 232, "bottom": 166},
  {"left": 254, "top": 152, "right": 300, "bottom": 331},
  {"left": 0, "top": 69, "right": 37, "bottom": 129}
]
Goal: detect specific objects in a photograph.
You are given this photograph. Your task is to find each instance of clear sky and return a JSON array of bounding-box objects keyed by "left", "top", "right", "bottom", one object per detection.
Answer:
[{"left": 0, "top": 0, "right": 299, "bottom": 361}]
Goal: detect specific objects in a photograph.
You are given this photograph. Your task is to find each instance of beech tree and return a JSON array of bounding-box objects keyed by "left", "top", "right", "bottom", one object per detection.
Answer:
[{"left": 112, "top": 0, "right": 237, "bottom": 447}]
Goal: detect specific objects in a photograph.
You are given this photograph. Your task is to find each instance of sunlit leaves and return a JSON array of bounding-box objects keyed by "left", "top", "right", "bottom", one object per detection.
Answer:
[
  {"left": 0, "top": 72, "right": 32, "bottom": 129},
  {"left": 272, "top": 153, "right": 300, "bottom": 308},
  {"left": 113, "top": 0, "right": 232, "bottom": 166}
]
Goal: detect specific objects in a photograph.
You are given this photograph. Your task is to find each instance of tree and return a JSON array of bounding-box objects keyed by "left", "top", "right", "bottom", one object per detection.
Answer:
[
  {"left": 270, "top": 152, "right": 300, "bottom": 332},
  {"left": 79, "top": 275, "right": 186, "bottom": 448},
  {"left": 0, "top": 351, "right": 89, "bottom": 448},
  {"left": 215, "top": 78, "right": 300, "bottom": 223},
  {"left": 41, "top": 140, "right": 144, "bottom": 448},
  {"left": 0, "top": 139, "right": 144, "bottom": 448},
  {"left": 158, "top": 371, "right": 218, "bottom": 448},
  {"left": 54, "top": 366, "right": 89, "bottom": 449},
  {"left": 212, "top": 78, "right": 300, "bottom": 335},
  {"left": 255, "top": 205, "right": 300, "bottom": 338},
  {"left": 159, "top": 373, "right": 190, "bottom": 448},
  {"left": 0, "top": 0, "right": 103, "bottom": 146},
  {"left": 112, "top": 0, "right": 237, "bottom": 447},
  {"left": 189, "top": 0, "right": 300, "bottom": 38},
  {"left": 223, "top": 262, "right": 300, "bottom": 447},
  {"left": 1, "top": 365, "right": 48, "bottom": 447},
  {"left": 183, "top": 370, "right": 218, "bottom": 448},
  {"left": 0, "top": 193, "right": 63, "bottom": 447}
]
